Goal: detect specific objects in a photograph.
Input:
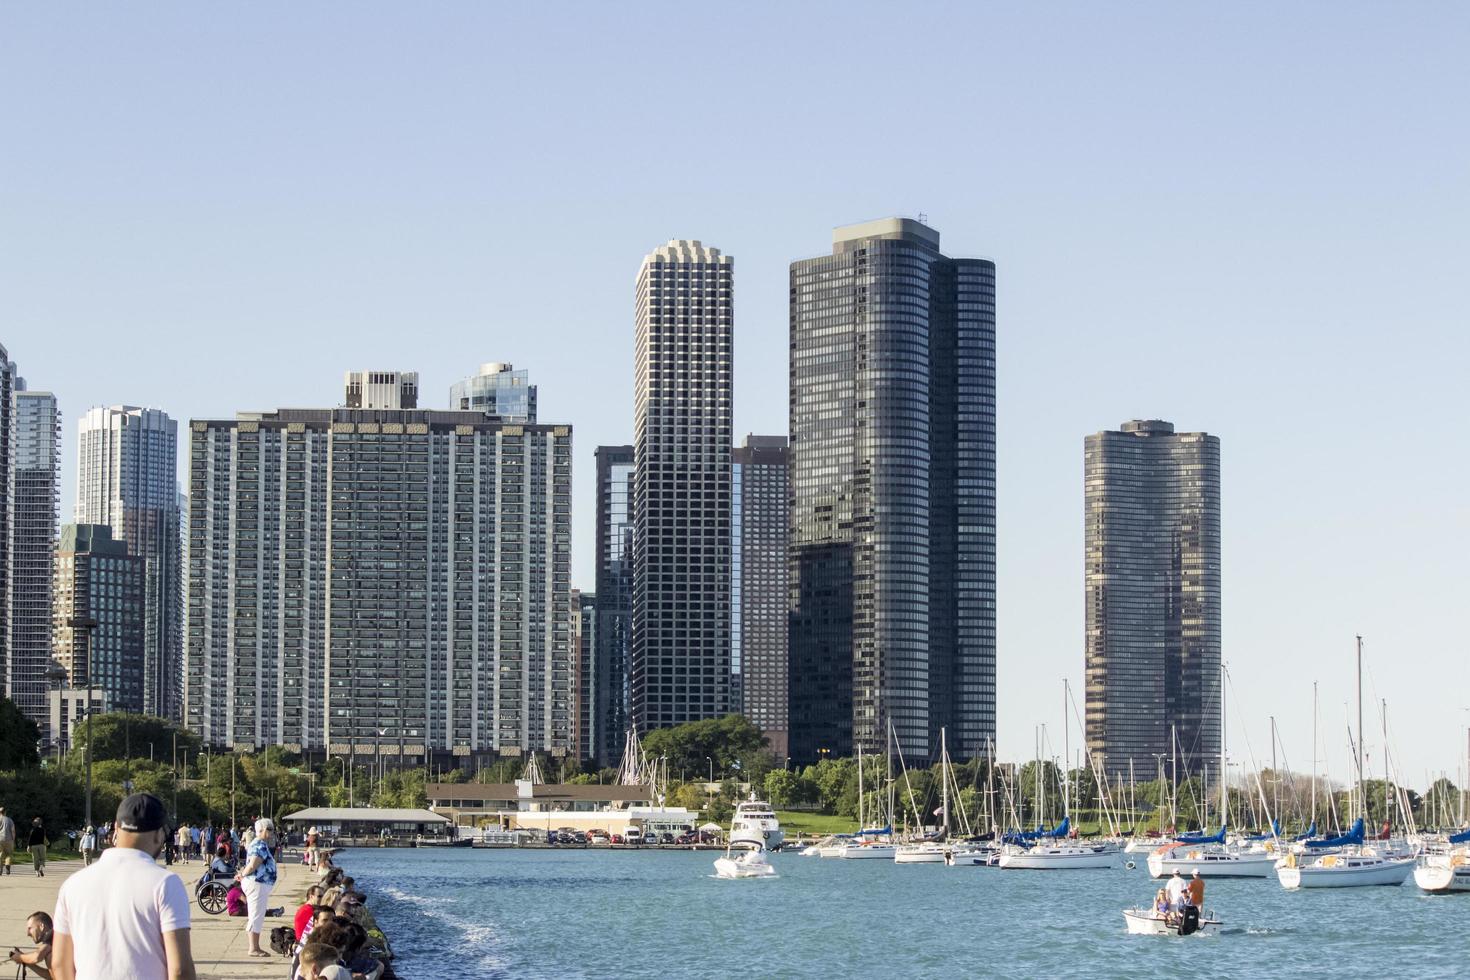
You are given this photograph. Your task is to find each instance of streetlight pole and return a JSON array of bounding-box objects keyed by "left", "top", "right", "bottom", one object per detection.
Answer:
[{"left": 70, "top": 616, "right": 99, "bottom": 829}]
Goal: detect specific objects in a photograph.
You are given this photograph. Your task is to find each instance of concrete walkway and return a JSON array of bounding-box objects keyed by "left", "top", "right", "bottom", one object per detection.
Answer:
[{"left": 0, "top": 853, "right": 307, "bottom": 980}]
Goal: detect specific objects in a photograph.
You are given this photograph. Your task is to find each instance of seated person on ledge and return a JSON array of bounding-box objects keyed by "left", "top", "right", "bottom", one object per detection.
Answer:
[{"left": 8, "top": 911, "right": 53, "bottom": 980}]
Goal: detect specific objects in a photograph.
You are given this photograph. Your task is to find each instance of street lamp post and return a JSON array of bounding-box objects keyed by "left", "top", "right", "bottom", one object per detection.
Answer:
[{"left": 70, "top": 616, "right": 99, "bottom": 829}]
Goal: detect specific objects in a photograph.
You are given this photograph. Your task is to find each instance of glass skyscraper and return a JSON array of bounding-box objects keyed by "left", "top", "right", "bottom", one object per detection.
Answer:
[
  {"left": 631, "top": 240, "right": 734, "bottom": 732},
  {"left": 789, "top": 218, "right": 996, "bottom": 764},
  {"left": 1084, "top": 419, "right": 1221, "bottom": 781},
  {"left": 732, "top": 435, "right": 789, "bottom": 758},
  {"left": 53, "top": 523, "right": 145, "bottom": 715},
  {"left": 593, "top": 444, "right": 634, "bottom": 764},
  {"left": 76, "top": 405, "right": 182, "bottom": 721}
]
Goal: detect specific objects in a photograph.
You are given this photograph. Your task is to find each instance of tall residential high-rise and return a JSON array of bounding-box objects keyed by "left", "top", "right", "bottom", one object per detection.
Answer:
[
  {"left": 7, "top": 386, "right": 60, "bottom": 729},
  {"left": 592, "top": 444, "right": 634, "bottom": 764},
  {"left": 184, "top": 370, "right": 573, "bottom": 760},
  {"left": 631, "top": 240, "right": 734, "bottom": 732},
  {"left": 450, "top": 363, "right": 537, "bottom": 422},
  {"left": 0, "top": 345, "right": 15, "bottom": 696},
  {"left": 75, "top": 406, "right": 182, "bottom": 720},
  {"left": 53, "top": 523, "right": 145, "bottom": 714},
  {"left": 571, "top": 589, "right": 596, "bottom": 762},
  {"left": 732, "top": 435, "right": 789, "bottom": 758},
  {"left": 1083, "top": 419, "right": 1221, "bottom": 781},
  {"left": 789, "top": 218, "right": 996, "bottom": 764}
]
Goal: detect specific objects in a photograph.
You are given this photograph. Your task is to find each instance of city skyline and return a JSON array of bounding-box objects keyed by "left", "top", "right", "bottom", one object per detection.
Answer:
[{"left": 3, "top": 5, "right": 1466, "bottom": 781}]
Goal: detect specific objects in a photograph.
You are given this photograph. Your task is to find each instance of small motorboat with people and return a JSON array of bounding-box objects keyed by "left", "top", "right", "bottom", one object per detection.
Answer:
[
  {"left": 729, "top": 793, "right": 785, "bottom": 851},
  {"left": 713, "top": 841, "right": 778, "bottom": 879},
  {"left": 1122, "top": 905, "right": 1222, "bottom": 936}
]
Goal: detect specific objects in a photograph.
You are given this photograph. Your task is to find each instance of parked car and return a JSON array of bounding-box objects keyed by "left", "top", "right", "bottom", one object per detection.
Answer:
[
  {"left": 609, "top": 834, "right": 624, "bottom": 845},
  {"left": 675, "top": 833, "right": 696, "bottom": 845},
  {"left": 658, "top": 832, "right": 675, "bottom": 845}
]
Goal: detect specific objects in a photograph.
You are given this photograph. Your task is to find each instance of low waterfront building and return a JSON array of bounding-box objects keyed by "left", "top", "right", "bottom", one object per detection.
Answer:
[
  {"left": 425, "top": 780, "right": 698, "bottom": 836},
  {"left": 47, "top": 685, "right": 109, "bottom": 754},
  {"left": 280, "top": 806, "right": 451, "bottom": 840}
]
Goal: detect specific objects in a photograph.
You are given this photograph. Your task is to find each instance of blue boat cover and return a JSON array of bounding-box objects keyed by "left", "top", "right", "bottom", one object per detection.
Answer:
[
  {"left": 1448, "top": 827, "right": 1470, "bottom": 844},
  {"left": 1304, "top": 817, "right": 1365, "bottom": 849},
  {"left": 1243, "top": 819, "right": 1282, "bottom": 841},
  {"left": 1174, "top": 825, "right": 1226, "bottom": 845},
  {"left": 1292, "top": 821, "right": 1318, "bottom": 841}
]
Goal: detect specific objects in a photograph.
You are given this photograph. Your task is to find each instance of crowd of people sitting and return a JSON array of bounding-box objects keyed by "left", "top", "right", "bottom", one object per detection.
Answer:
[
  {"left": 3, "top": 793, "right": 395, "bottom": 980},
  {"left": 282, "top": 857, "right": 395, "bottom": 980}
]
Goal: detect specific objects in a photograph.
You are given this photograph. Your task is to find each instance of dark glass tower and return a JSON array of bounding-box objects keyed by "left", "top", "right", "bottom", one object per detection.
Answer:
[
  {"left": 732, "top": 435, "right": 790, "bottom": 758},
  {"left": 631, "top": 240, "right": 734, "bottom": 732},
  {"left": 1084, "top": 420, "right": 1221, "bottom": 781},
  {"left": 593, "top": 445, "right": 634, "bottom": 763},
  {"left": 789, "top": 218, "right": 996, "bottom": 764}
]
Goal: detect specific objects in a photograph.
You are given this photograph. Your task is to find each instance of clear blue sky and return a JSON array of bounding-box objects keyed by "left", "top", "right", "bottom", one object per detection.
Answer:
[{"left": 3, "top": 3, "right": 1466, "bottom": 788}]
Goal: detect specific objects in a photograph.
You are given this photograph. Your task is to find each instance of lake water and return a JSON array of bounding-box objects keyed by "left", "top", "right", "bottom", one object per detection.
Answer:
[{"left": 349, "top": 847, "right": 1468, "bottom": 978}]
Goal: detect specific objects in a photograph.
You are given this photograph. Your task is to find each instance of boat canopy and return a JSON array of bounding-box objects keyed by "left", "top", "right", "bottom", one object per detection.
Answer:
[
  {"left": 1303, "top": 817, "right": 1365, "bottom": 849},
  {"left": 1173, "top": 824, "right": 1226, "bottom": 845},
  {"left": 1002, "top": 816, "right": 1069, "bottom": 845},
  {"left": 1291, "top": 821, "right": 1317, "bottom": 841},
  {"left": 1447, "top": 827, "right": 1470, "bottom": 845},
  {"left": 857, "top": 824, "right": 892, "bottom": 837}
]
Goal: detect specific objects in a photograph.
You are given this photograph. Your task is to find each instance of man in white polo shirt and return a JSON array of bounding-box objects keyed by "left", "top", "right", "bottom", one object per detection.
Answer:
[{"left": 50, "top": 793, "right": 196, "bottom": 980}]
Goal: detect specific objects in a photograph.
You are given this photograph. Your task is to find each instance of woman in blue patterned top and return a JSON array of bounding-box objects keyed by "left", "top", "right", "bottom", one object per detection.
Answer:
[{"left": 234, "top": 817, "right": 279, "bottom": 957}]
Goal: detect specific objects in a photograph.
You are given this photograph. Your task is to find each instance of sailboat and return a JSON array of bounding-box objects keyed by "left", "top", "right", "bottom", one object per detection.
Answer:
[
  {"left": 1276, "top": 638, "right": 1415, "bottom": 890},
  {"left": 998, "top": 696, "right": 1116, "bottom": 870},
  {"left": 1149, "top": 665, "right": 1279, "bottom": 878},
  {"left": 834, "top": 735, "right": 897, "bottom": 859}
]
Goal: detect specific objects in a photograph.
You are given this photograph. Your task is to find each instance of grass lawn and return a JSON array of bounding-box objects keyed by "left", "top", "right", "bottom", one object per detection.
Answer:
[{"left": 775, "top": 811, "right": 856, "bottom": 837}]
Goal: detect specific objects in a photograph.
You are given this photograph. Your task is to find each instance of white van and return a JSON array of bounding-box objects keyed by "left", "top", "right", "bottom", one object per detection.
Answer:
[{"left": 624, "top": 826, "right": 643, "bottom": 845}]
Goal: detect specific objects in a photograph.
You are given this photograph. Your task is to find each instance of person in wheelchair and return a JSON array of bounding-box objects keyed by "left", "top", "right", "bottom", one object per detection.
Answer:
[{"left": 206, "top": 845, "right": 236, "bottom": 880}]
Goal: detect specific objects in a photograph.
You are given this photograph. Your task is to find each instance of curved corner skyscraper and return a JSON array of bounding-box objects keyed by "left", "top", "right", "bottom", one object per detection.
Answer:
[
  {"left": 789, "top": 218, "right": 996, "bottom": 764},
  {"left": 1084, "top": 419, "right": 1221, "bottom": 781},
  {"left": 631, "top": 240, "right": 734, "bottom": 731}
]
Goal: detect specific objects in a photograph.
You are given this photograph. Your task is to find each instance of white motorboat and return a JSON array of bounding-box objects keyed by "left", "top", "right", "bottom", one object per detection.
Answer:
[
  {"left": 1276, "top": 848, "right": 1415, "bottom": 889},
  {"left": 998, "top": 842, "right": 1117, "bottom": 870},
  {"left": 713, "top": 844, "right": 777, "bottom": 879},
  {"left": 1123, "top": 907, "right": 1222, "bottom": 936},
  {"left": 1414, "top": 851, "right": 1470, "bottom": 893},
  {"left": 729, "top": 794, "right": 785, "bottom": 851},
  {"left": 1148, "top": 843, "right": 1278, "bottom": 879},
  {"left": 948, "top": 844, "right": 1001, "bottom": 867}
]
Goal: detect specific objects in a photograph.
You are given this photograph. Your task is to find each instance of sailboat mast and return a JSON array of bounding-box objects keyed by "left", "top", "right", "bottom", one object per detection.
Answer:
[
  {"left": 1270, "top": 715, "right": 1278, "bottom": 822},
  {"left": 941, "top": 729, "right": 949, "bottom": 837},
  {"left": 1356, "top": 635, "right": 1365, "bottom": 822},
  {"left": 1311, "top": 682, "right": 1318, "bottom": 829},
  {"left": 1063, "top": 680, "right": 1071, "bottom": 819},
  {"left": 856, "top": 741, "right": 864, "bottom": 831},
  {"left": 1382, "top": 699, "right": 1389, "bottom": 831},
  {"left": 1220, "top": 661, "right": 1227, "bottom": 828},
  {"left": 1170, "top": 724, "right": 1178, "bottom": 830}
]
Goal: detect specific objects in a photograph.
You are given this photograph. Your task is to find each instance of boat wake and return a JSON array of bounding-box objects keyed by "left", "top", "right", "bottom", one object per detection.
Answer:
[{"left": 378, "top": 885, "right": 510, "bottom": 972}]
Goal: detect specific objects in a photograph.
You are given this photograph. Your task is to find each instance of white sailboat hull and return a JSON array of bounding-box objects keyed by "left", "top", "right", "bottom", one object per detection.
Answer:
[
  {"left": 1148, "top": 847, "right": 1277, "bottom": 878},
  {"left": 834, "top": 843, "right": 896, "bottom": 859},
  {"left": 894, "top": 845, "right": 948, "bottom": 864},
  {"left": 1277, "top": 854, "right": 1414, "bottom": 889},
  {"left": 1414, "top": 857, "right": 1470, "bottom": 893},
  {"left": 999, "top": 845, "right": 1117, "bottom": 870},
  {"left": 1122, "top": 908, "right": 1222, "bottom": 936}
]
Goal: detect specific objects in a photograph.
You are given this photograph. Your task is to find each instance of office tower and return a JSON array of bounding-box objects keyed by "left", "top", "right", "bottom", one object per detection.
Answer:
[
  {"left": 47, "top": 686, "right": 109, "bottom": 754},
  {"left": 0, "top": 346, "right": 14, "bottom": 696},
  {"left": 184, "top": 369, "right": 573, "bottom": 760},
  {"left": 572, "top": 590, "right": 597, "bottom": 762},
  {"left": 1083, "top": 419, "right": 1221, "bottom": 780},
  {"left": 76, "top": 406, "right": 182, "bottom": 720},
  {"left": 789, "top": 218, "right": 996, "bottom": 764},
  {"left": 450, "top": 363, "right": 537, "bottom": 422},
  {"left": 343, "top": 370, "right": 418, "bottom": 409},
  {"left": 593, "top": 445, "right": 634, "bottom": 764},
  {"left": 53, "top": 524, "right": 146, "bottom": 713},
  {"left": 631, "top": 240, "right": 734, "bottom": 731},
  {"left": 732, "top": 435, "right": 790, "bottom": 758},
  {"left": 7, "top": 386, "right": 60, "bottom": 728}
]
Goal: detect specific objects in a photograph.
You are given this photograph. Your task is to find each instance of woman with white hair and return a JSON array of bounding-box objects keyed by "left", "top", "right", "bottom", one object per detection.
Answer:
[{"left": 234, "top": 817, "right": 279, "bottom": 957}]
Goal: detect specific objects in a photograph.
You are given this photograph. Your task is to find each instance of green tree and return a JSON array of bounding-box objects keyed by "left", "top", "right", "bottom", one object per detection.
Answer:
[
  {"left": 67, "top": 713, "right": 201, "bottom": 766},
  {"left": 0, "top": 697, "right": 40, "bottom": 770},
  {"left": 640, "top": 715, "right": 768, "bottom": 780}
]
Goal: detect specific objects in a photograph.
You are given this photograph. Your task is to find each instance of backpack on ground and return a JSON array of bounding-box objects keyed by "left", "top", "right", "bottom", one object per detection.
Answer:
[{"left": 268, "top": 925, "right": 295, "bottom": 956}]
